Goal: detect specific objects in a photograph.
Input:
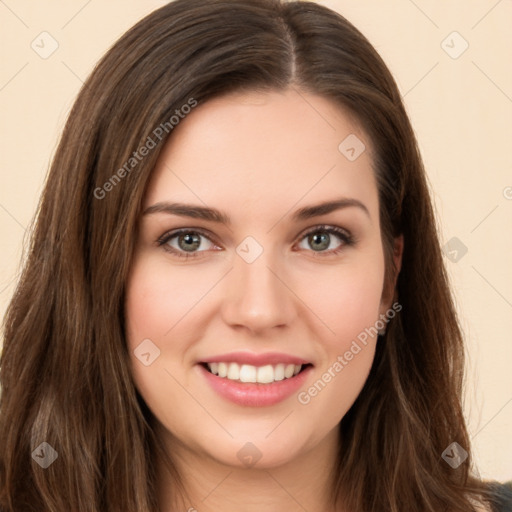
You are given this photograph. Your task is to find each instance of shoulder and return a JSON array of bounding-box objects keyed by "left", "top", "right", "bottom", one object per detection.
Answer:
[{"left": 483, "top": 480, "right": 512, "bottom": 512}]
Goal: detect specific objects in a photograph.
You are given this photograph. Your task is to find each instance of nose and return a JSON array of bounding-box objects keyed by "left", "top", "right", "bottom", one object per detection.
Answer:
[{"left": 220, "top": 247, "right": 297, "bottom": 335}]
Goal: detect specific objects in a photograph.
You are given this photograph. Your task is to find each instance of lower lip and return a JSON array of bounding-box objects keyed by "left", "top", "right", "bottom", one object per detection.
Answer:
[{"left": 198, "top": 364, "right": 313, "bottom": 407}]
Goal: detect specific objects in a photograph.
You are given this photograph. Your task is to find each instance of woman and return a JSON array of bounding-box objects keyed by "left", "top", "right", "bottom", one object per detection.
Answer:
[{"left": 0, "top": 0, "right": 510, "bottom": 510}]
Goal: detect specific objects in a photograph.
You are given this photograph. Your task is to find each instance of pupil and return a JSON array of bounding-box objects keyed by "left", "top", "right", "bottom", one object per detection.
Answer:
[
  {"left": 310, "top": 232, "right": 329, "bottom": 251},
  {"left": 179, "top": 233, "right": 200, "bottom": 251}
]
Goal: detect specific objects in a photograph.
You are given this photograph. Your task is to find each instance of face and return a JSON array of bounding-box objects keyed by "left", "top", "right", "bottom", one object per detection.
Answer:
[{"left": 125, "top": 88, "right": 401, "bottom": 470}]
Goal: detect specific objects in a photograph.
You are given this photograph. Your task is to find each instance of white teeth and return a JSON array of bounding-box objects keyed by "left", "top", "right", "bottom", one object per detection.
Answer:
[
  {"left": 205, "top": 362, "right": 305, "bottom": 384},
  {"left": 274, "top": 363, "right": 285, "bottom": 381},
  {"left": 284, "top": 364, "right": 295, "bottom": 378},
  {"left": 257, "top": 365, "right": 274, "bottom": 384},
  {"left": 227, "top": 362, "right": 239, "bottom": 380},
  {"left": 239, "top": 364, "right": 257, "bottom": 383},
  {"left": 218, "top": 362, "right": 228, "bottom": 378}
]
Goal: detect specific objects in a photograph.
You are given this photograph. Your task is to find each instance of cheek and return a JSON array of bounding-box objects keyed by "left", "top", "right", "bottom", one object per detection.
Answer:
[
  {"left": 296, "top": 340, "right": 376, "bottom": 432},
  {"left": 124, "top": 258, "right": 188, "bottom": 391},
  {"left": 124, "top": 255, "right": 218, "bottom": 343},
  {"left": 292, "top": 254, "right": 384, "bottom": 414},
  {"left": 294, "top": 277, "right": 382, "bottom": 427},
  {"left": 124, "top": 258, "right": 203, "bottom": 436},
  {"left": 296, "top": 253, "right": 385, "bottom": 348}
]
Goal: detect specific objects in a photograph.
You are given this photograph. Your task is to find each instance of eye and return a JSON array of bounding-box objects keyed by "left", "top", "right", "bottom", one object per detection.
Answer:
[
  {"left": 296, "top": 225, "right": 354, "bottom": 255},
  {"left": 157, "top": 225, "right": 355, "bottom": 260},
  {"left": 157, "top": 229, "right": 219, "bottom": 259}
]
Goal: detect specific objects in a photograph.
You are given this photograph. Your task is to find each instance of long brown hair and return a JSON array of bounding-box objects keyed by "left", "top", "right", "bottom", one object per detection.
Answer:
[{"left": 0, "top": 0, "right": 496, "bottom": 510}]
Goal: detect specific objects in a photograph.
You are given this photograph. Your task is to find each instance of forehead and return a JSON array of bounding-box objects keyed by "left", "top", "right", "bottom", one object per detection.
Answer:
[{"left": 144, "top": 89, "right": 378, "bottom": 224}]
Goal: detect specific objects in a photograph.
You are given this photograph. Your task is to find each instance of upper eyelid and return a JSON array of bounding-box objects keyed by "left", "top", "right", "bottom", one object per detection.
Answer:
[
  {"left": 301, "top": 224, "right": 351, "bottom": 237},
  {"left": 157, "top": 227, "right": 221, "bottom": 246}
]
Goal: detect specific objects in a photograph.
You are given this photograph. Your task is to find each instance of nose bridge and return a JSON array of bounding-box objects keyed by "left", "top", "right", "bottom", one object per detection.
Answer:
[{"left": 221, "top": 239, "right": 295, "bottom": 332}]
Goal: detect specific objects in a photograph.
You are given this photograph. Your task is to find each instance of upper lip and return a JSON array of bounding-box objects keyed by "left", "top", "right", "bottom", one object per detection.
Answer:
[{"left": 199, "top": 351, "right": 312, "bottom": 366}]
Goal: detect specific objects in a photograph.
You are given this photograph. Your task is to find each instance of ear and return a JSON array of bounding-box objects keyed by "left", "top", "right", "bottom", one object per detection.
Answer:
[
  {"left": 391, "top": 234, "right": 404, "bottom": 280},
  {"left": 379, "top": 234, "right": 404, "bottom": 314}
]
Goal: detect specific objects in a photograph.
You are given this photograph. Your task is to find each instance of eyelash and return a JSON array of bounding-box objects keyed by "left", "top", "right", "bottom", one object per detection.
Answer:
[{"left": 156, "top": 225, "right": 355, "bottom": 260}]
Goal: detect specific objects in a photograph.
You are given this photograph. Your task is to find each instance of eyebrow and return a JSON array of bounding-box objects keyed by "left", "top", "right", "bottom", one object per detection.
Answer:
[{"left": 142, "top": 197, "right": 370, "bottom": 224}]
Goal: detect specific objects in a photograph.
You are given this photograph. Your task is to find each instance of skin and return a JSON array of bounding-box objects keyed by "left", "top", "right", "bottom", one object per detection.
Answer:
[{"left": 125, "top": 88, "right": 403, "bottom": 512}]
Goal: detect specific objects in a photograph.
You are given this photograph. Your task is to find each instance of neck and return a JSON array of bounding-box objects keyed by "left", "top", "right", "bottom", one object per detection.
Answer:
[{"left": 156, "top": 425, "right": 341, "bottom": 512}]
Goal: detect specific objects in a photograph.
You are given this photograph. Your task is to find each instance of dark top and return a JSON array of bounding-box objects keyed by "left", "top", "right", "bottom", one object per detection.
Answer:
[{"left": 489, "top": 480, "right": 512, "bottom": 512}]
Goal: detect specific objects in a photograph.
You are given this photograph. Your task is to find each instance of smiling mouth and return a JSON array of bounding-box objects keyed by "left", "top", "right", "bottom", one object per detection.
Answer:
[{"left": 200, "top": 362, "right": 313, "bottom": 384}]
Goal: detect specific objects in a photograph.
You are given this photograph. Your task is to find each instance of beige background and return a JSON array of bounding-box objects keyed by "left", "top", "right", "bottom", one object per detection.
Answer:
[{"left": 0, "top": 0, "right": 511, "bottom": 482}]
